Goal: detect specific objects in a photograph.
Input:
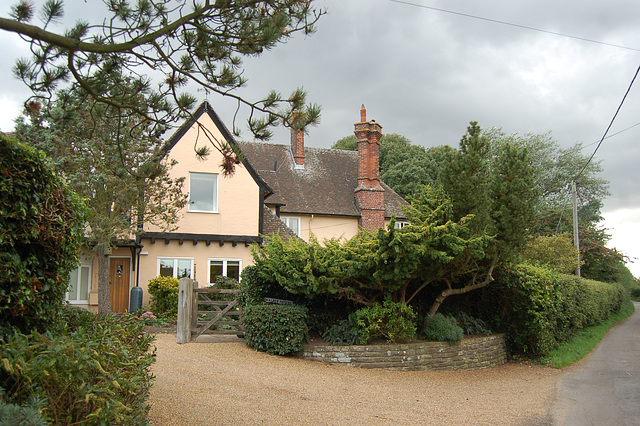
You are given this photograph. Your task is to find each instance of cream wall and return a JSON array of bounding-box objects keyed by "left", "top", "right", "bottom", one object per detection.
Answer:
[
  {"left": 302, "top": 215, "right": 360, "bottom": 242},
  {"left": 136, "top": 238, "right": 256, "bottom": 306},
  {"left": 145, "top": 113, "right": 261, "bottom": 236}
]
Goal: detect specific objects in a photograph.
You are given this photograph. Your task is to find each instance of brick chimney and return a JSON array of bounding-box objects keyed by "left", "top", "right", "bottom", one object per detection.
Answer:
[
  {"left": 354, "top": 105, "right": 385, "bottom": 232},
  {"left": 291, "top": 127, "right": 305, "bottom": 168}
]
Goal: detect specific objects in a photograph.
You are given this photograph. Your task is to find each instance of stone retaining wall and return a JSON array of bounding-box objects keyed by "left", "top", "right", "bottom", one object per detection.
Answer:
[{"left": 302, "top": 334, "right": 506, "bottom": 371}]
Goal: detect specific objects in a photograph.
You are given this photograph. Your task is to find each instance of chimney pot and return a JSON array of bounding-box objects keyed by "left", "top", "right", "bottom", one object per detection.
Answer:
[{"left": 360, "top": 104, "right": 366, "bottom": 123}]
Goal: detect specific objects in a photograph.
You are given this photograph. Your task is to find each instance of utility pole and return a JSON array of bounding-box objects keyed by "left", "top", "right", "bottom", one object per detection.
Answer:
[{"left": 572, "top": 181, "right": 581, "bottom": 277}]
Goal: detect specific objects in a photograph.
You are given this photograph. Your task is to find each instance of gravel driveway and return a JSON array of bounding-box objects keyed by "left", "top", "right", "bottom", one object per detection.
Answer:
[{"left": 148, "top": 334, "right": 560, "bottom": 425}]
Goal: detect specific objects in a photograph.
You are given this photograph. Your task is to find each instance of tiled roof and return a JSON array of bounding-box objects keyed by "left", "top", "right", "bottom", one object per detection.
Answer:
[
  {"left": 261, "top": 205, "right": 303, "bottom": 241},
  {"left": 237, "top": 142, "right": 408, "bottom": 219}
]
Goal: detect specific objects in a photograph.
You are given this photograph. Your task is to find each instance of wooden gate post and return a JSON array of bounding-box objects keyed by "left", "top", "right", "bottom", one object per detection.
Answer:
[
  {"left": 191, "top": 280, "right": 198, "bottom": 332},
  {"left": 177, "top": 278, "right": 195, "bottom": 344}
]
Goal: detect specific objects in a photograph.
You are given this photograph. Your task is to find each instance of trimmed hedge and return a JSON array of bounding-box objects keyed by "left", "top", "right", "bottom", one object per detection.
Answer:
[
  {"left": 496, "top": 264, "right": 627, "bottom": 356},
  {"left": 0, "top": 306, "right": 156, "bottom": 424},
  {"left": 555, "top": 273, "right": 626, "bottom": 341},
  {"left": 243, "top": 305, "right": 308, "bottom": 355}
]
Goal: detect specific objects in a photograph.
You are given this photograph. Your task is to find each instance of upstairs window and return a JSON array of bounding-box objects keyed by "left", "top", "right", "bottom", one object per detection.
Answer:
[
  {"left": 281, "top": 216, "right": 301, "bottom": 236},
  {"left": 394, "top": 221, "right": 410, "bottom": 229},
  {"left": 189, "top": 172, "right": 218, "bottom": 212}
]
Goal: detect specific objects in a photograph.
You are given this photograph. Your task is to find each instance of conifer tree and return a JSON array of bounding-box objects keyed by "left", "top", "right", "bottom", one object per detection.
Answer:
[{"left": 2, "top": 0, "right": 324, "bottom": 173}]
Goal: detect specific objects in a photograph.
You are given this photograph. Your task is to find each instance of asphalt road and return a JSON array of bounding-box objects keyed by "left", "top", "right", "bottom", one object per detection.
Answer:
[{"left": 551, "top": 301, "right": 640, "bottom": 426}]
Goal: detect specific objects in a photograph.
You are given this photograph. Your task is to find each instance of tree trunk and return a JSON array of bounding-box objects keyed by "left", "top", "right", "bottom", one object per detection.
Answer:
[
  {"left": 97, "top": 245, "right": 111, "bottom": 315},
  {"left": 425, "top": 260, "right": 498, "bottom": 323}
]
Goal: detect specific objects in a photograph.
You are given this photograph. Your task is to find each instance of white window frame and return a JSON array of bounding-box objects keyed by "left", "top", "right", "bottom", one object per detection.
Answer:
[
  {"left": 394, "top": 221, "right": 411, "bottom": 229},
  {"left": 66, "top": 264, "right": 91, "bottom": 304},
  {"left": 207, "top": 258, "right": 243, "bottom": 284},
  {"left": 188, "top": 172, "right": 218, "bottom": 213},
  {"left": 281, "top": 216, "right": 301, "bottom": 236},
  {"left": 157, "top": 257, "right": 194, "bottom": 279}
]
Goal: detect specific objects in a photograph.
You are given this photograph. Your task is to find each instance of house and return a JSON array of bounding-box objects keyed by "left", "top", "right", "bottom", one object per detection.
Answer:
[{"left": 67, "top": 102, "right": 408, "bottom": 312}]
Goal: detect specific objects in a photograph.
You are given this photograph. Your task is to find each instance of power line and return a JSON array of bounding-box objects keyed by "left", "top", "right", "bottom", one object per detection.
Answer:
[
  {"left": 388, "top": 0, "right": 640, "bottom": 52},
  {"left": 555, "top": 64, "right": 640, "bottom": 235},
  {"left": 581, "top": 122, "right": 640, "bottom": 149},
  {"left": 575, "top": 64, "right": 640, "bottom": 180}
]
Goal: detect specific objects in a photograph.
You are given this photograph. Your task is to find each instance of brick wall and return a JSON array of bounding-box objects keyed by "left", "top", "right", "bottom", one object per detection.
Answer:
[{"left": 302, "top": 334, "right": 506, "bottom": 371}]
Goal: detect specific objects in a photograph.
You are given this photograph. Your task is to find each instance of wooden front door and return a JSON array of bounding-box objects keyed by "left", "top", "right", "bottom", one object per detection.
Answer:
[{"left": 109, "top": 258, "right": 130, "bottom": 313}]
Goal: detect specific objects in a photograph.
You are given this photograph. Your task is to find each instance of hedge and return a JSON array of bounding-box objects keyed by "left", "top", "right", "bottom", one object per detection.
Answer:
[
  {"left": 495, "top": 264, "right": 627, "bottom": 356},
  {"left": 243, "top": 304, "right": 308, "bottom": 355}
]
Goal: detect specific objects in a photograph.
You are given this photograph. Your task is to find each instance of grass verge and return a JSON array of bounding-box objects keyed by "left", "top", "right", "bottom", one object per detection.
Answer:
[{"left": 541, "top": 300, "right": 635, "bottom": 369}]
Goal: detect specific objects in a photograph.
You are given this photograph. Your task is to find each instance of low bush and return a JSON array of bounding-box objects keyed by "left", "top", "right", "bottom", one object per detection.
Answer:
[
  {"left": 0, "top": 390, "right": 47, "bottom": 426},
  {"left": 147, "top": 276, "right": 180, "bottom": 318},
  {"left": 423, "top": 313, "right": 463, "bottom": 344},
  {"left": 0, "top": 306, "right": 156, "bottom": 424},
  {"left": 322, "top": 317, "right": 360, "bottom": 346},
  {"left": 457, "top": 312, "right": 492, "bottom": 336},
  {"left": 354, "top": 301, "right": 417, "bottom": 344},
  {"left": 243, "top": 304, "right": 308, "bottom": 355}
]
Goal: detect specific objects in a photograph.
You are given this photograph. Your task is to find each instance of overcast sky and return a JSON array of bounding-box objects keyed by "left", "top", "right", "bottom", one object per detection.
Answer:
[{"left": 1, "top": 0, "right": 638, "bottom": 275}]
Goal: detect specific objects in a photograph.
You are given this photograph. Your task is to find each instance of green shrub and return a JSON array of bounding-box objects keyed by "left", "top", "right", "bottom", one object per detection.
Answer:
[
  {"left": 522, "top": 234, "right": 579, "bottom": 274},
  {"left": 147, "top": 276, "right": 180, "bottom": 318},
  {"left": 497, "top": 264, "right": 558, "bottom": 356},
  {"left": 243, "top": 304, "right": 308, "bottom": 355},
  {"left": 457, "top": 312, "right": 492, "bottom": 336},
  {"left": 354, "top": 301, "right": 417, "bottom": 344},
  {"left": 208, "top": 276, "right": 240, "bottom": 302},
  {"left": 322, "top": 318, "right": 360, "bottom": 346},
  {"left": 423, "top": 313, "right": 464, "bottom": 344},
  {"left": 554, "top": 274, "right": 627, "bottom": 342},
  {"left": 493, "top": 263, "right": 628, "bottom": 357},
  {"left": 0, "top": 135, "right": 85, "bottom": 336},
  {"left": 0, "top": 389, "right": 47, "bottom": 426},
  {"left": 0, "top": 306, "right": 156, "bottom": 424},
  {"left": 239, "top": 265, "right": 292, "bottom": 307}
]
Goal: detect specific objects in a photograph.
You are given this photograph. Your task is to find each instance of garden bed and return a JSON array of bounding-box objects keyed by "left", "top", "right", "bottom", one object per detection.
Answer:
[{"left": 302, "top": 334, "right": 506, "bottom": 371}]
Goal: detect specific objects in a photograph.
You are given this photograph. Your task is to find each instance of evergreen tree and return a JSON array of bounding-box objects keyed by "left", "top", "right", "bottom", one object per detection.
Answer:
[
  {"left": 2, "top": 0, "right": 324, "bottom": 172},
  {"left": 16, "top": 84, "right": 187, "bottom": 314}
]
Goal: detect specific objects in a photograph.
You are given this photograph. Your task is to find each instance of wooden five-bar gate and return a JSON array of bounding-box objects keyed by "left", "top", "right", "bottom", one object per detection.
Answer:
[{"left": 177, "top": 278, "right": 243, "bottom": 344}]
